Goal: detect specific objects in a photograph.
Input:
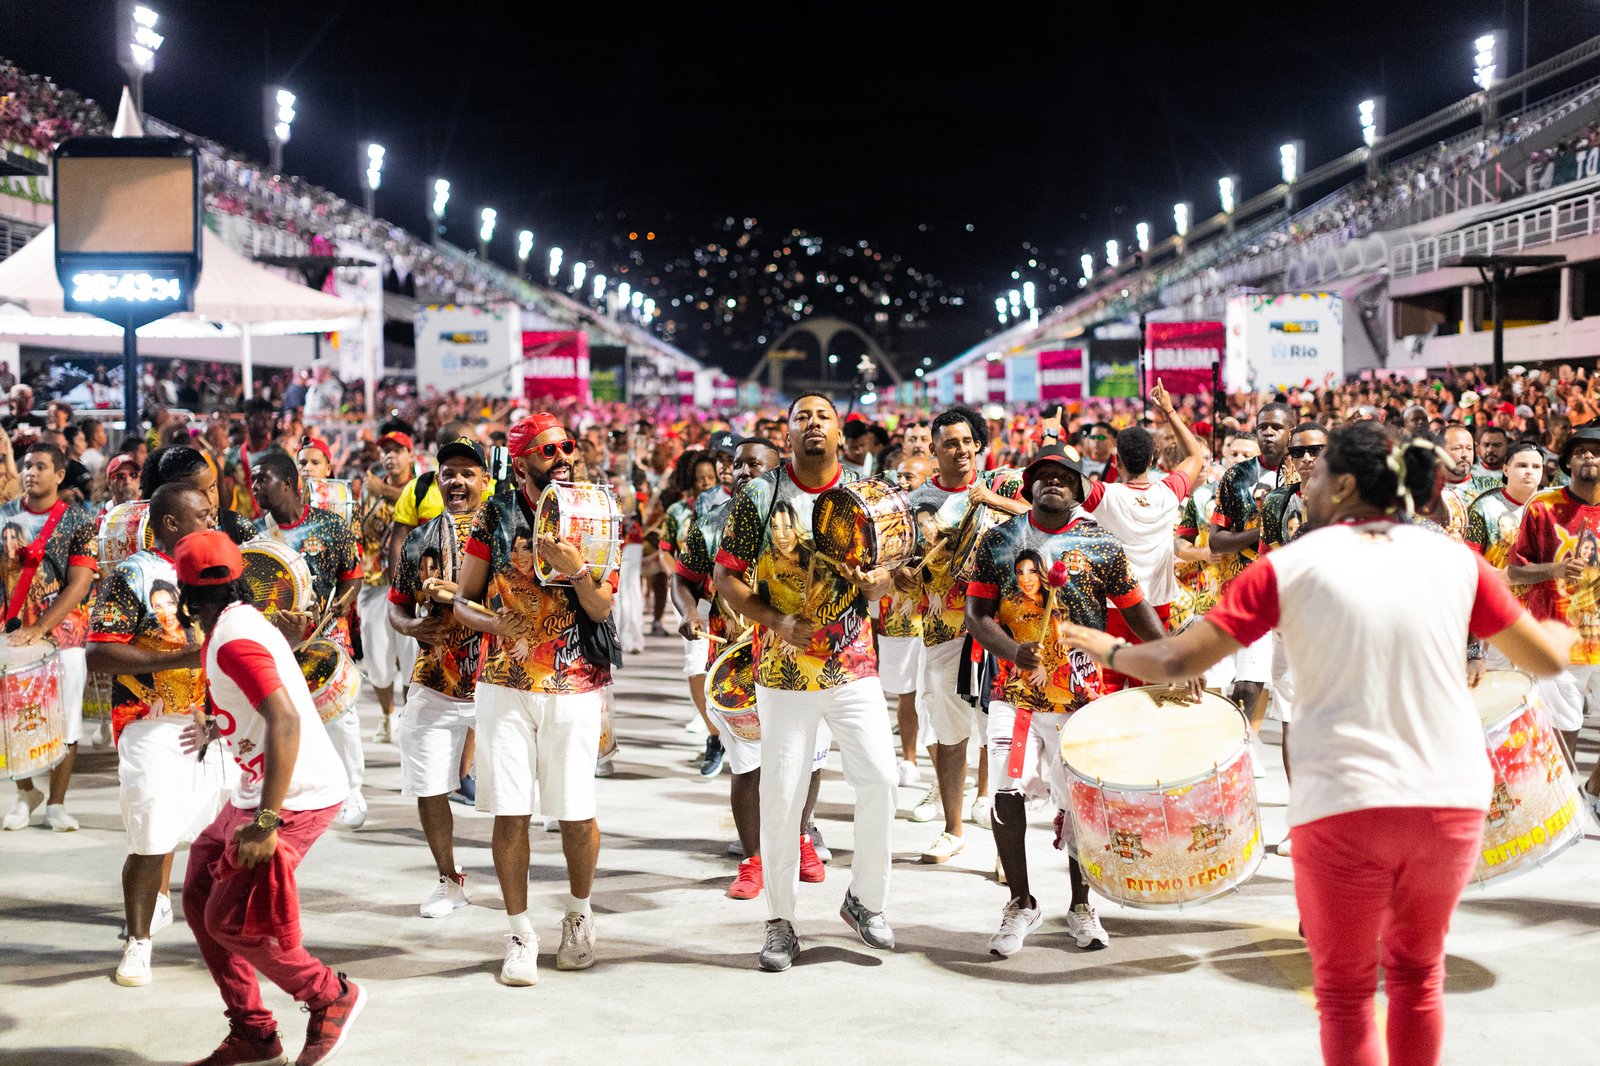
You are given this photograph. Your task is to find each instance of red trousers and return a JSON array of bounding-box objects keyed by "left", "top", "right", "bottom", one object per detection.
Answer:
[
  {"left": 1292, "top": 806, "right": 1485, "bottom": 1066},
  {"left": 1100, "top": 601, "right": 1171, "bottom": 691},
  {"left": 184, "top": 802, "right": 341, "bottom": 1040}
]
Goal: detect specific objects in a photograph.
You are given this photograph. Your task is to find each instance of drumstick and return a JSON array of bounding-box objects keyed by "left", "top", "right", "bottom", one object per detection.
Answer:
[
  {"left": 694, "top": 630, "right": 728, "bottom": 645},
  {"left": 429, "top": 587, "right": 493, "bottom": 614}
]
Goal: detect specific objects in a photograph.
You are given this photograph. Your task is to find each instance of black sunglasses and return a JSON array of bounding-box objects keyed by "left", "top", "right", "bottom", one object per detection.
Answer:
[
  {"left": 905, "top": 420, "right": 931, "bottom": 428},
  {"left": 537, "top": 439, "right": 577, "bottom": 459},
  {"left": 1287, "top": 444, "right": 1325, "bottom": 459}
]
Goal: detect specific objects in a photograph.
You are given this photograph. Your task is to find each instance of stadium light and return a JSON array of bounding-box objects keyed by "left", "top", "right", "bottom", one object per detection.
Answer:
[
  {"left": 1358, "top": 97, "right": 1383, "bottom": 147},
  {"left": 1219, "top": 175, "right": 1237, "bottom": 216},
  {"left": 1008, "top": 289, "right": 1022, "bottom": 317},
  {"left": 643, "top": 297, "right": 656, "bottom": 321},
  {"left": 1280, "top": 141, "right": 1303, "bottom": 186},
  {"left": 361, "top": 142, "right": 384, "bottom": 217},
  {"left": 1080, "top": 252, "right": 1095, "bottom": 281},
  {"left": 118, "top": 3, "right": 163, "bottom": 120},
  {"left": 1174, "top": 202, "right": 1191, "bottom": 239},
  {"left": 592, "top": 273, "right": 607, "bottom": 301},
  {"left": 431, "top": 179, "right": 450, "bottom": 220},
  {"left": 617, "top": 281, "right": 631, "bottom": 311},
  {"left": 263, "top": 86, "right": 296, "bottom": 171},
  {"left": 477, "top": 207, "right": 496, "bottom": 259},
  {"left": 573, "top": 261, "right": 587, "bottom": 292},
  {"left": 1105, "top": 239, "right": 1120, "bottom": 269},
  {"left": 548, "top": 247, "right": 563, "bottom": 281},
  {"left": 517, "top": 229, "right": 534, "bottom": 263},
  {"left": 631, "top": 290, "right": 644, "bottom": 311},
  {"left": 1022, "top": 280, "right": 1036, "bottom": 310},
  {"left": 1135, "top": 222, "right": 1150, "bottom": 253},
  {"left": 1474, "top": 32, "right": 1499, "bottom": 91},
  {"left": 995, "top": 296, "right": 1008, "bottom": 324}
]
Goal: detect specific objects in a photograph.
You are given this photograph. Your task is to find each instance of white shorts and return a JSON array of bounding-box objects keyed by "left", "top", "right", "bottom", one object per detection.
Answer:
[
  {"left": 59, "top": 646, "right": 85, "bottom": 746},
  {"left": 986, "top": 700, "right": 1075, "bottom": 849},
  {"left": 357, "top": 585, "right": 403, "bottom": 691},
  {"left": 921, "top": 638, "right": 979, "bottom": 745},
  {"left": 1229, "top": 632, "right": 1272, "bottom": 685},
  {"left": 709, "top": 703, "right": 831, "bottom": 776},
  {"left": 118, "top": 716, "right": 231, "bottom": 855},
  {"left": 1533, "top": 664, "right": 1598, "bottom": 733},
  {"left": 878, "top": 636, "right": 923, "bottom": 696},
  {"left": 682, "top": 636, "right": 711, "bottom": 678},
  {"left": 1267, "top": 631, "right": 1294, "bottom": 724},
  {"left": 397, "top": 685, "right": 476, "bottom": 798},
  {"left": 474, "top": 682, "right": 603, "bottom": 821}
]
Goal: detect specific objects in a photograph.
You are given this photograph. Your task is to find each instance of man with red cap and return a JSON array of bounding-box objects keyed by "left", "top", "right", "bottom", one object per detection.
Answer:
[
  {"left": 174, "top": 529, "right": 365, "bottom": 1066},
  {"left": 356, "top": 428, "right": 419, "bottom": 745},
  {"left": 453, "top": 413, "right": 619, "bottom": 987}
]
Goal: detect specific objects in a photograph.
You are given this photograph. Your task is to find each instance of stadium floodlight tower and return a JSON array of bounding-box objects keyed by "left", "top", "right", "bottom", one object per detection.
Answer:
[
  {"left": 516, "top": 230, "right": 534, "bottom": 277},
  {"left": 1219, "top": 175, "right": 1238, "bottom": 232},
  {"left": 429, "top": 178, "right": 450, "bottom": 244},
  {"left": 1080, "top": 252, "right": 1095, "bottom": 286},
  {"left": 1173, "top": 202, "right": 1191, "bottom": 251},
  {"left": 361, "top": 142, "right": 384, "bottom": 217},
  {"left": 477, "top": 207, "right": 496, "bottom": 260},
  {"left": 1359, "top": 97, "right": 1385, "bottom": 175},
  {"left": 1474, "top": 31, "right": 1500, "bottom": 123},
  {"left": 548, "top": 246, "right": 564, "bottom": 282},
  {"left": 1280, "top": 140, "right": 1303, "bottom": 211},
  {"left": 117, "top": 2, "right": 164, "bottom": 122},
  {"left": 572, "top": 261, "right": 587, "bottom": 294},
  {"left": 263, "top": 85, "right": 295, "bottom": 172},
  {"left": 994, "top": 296, "right": 1008, "bottom": 325},
  {"left": 1105, "top": 239, "right": 1119, "bottom": 271}
]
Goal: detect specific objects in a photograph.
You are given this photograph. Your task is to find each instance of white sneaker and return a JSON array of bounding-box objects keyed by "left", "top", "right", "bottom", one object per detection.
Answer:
[
  {"left": 919, "top": 831, "right": 966, "bottom": 864},
  {"left": 908, "top": 784, "right": 942, "bottom": 823},
  {"left": 970, "top": 796, "right": 993, "bottom": 830},
  {"left": 3, "top": 788, "right": 43, "bottom": 830},
  {"left": 556, "top": 912, "right": 596, "bottom": 971},
  {"left": 684, "top": 715, "right": 708, "bottom": 735},
  {"left": 44, "top": 804, "right": 78, "bottom": 832},
  {"left": 896, "top": 759, "right": 920, "bottom": 787},
  {"left": 375, "top": 717, "right": 393, "bottom": 744},
  {"left": 1250, "top": 734, "right": 1268, "bottom": 779},
  {"left": 335, "top": 795, "right": 367, "bottom": 829},
  {"left": 420, "top": 874, "right": 469, "bottom": 919},
  {"left": 150, "top": 894, "right": 173, "bottom": 937},
  {"left": 543, "top": 817, "right": 561, "bottom": 832},
  {"left": 500, "top": 933, "right": 538, "bottom": 986},
  {"left": 988, "top": 897, "right": 1043, "bottom": 958},
  {"left": 1066, "top": 903, "right": 1109, "bottom": 950},
  {"left": 115, "top": 937, "right": 152, "bottom": 987}
]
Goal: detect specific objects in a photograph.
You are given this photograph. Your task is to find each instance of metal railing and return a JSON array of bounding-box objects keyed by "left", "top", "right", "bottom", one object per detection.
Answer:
[
  {"left": 0, "top": 215, "right": 41, "bottom": 261},
  {"left": 1390, "top": 183, "right": 1600, "bottom": 277}
]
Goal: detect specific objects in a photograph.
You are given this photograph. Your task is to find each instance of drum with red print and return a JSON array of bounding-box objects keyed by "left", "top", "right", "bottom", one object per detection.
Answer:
[{"left": 0, "top": 645, "right": 64, "bottom": 781}]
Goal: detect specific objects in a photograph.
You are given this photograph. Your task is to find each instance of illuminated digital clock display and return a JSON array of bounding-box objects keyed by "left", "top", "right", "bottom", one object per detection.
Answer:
[{"left": 69, "top": 270, "right": 184, "bottom": 305}]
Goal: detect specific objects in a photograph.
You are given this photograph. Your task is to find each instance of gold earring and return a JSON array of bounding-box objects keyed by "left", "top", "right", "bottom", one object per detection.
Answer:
[{"left": 1332, "top": 495, "right": 1344, "bottom": 505}]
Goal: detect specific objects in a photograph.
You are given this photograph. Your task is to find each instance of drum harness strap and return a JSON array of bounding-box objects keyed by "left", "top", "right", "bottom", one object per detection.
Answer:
[{"left": 4, "top": 500, "right": 68, "bottom": 629}]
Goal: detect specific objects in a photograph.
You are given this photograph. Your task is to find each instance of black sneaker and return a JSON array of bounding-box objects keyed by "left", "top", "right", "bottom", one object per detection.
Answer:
[
  {"left": 699, "top": 736, "right": 725, "bottom": 777},
  {"left": 758, "top": 919, "right": 800, "bottom": 972}
]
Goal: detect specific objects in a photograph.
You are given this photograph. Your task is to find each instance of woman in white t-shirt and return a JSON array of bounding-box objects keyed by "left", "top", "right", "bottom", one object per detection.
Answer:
[{"left": 1058, "top": 423, "right": 1568, "bottom": 1066}]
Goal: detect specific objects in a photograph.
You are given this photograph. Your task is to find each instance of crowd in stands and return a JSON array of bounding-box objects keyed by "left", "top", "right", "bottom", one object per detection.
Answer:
[{"left": 0, "top": 57, "right": 107, "bottom": 153}]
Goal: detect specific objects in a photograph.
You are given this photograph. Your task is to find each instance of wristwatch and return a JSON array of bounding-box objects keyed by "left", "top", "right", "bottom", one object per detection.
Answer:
[{"left": 252, "top": 808, "right": 284, "bottom": 832}]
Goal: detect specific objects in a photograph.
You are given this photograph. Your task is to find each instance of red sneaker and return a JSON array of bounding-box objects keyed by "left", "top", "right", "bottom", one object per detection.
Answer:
[
  {"left": 799, "top": 834, "right": 826, "bottom": 883},
  {"left": 186, "top": 1028, "right": 286, "bottom": 1066},
  {"left": 728, "top": 855, "right": 763, "bottom": 899},
  {"left": 296, "top": 974, "right": 366, "bottom": 1066}
]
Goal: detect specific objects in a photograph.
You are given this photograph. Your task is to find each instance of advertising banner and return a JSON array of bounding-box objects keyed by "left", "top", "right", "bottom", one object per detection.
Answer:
[
  {"left": 414, "top": 303, "right": 522, "bottom": 399},
  {"left": 936, "top": 373, "right": 954, "bottom": 406},
  {"left": 987, "top": 359, "right": 1007, "bottom": 403},
  {"left": 1088, "top": 338, "right": 1140, "bottom": 398},
  {"left": 713, "top": 374, "right": 738, "bottom": 409},
  {"left": 962, "top": 363, "right": 987, "bottom": 405},
  {"left": 1145, "top": 320, "right": 1223, "bottom": 397},
  {"left": 1224, "top": 293, "right": 1344, "bottom": 393},
  {"left": 1528, "top": 147, "right": 1600, "bottom": 193},
  {"left": 676, "top": 368, "right": 695, "bottom": 406},
  {"left": 1006, "top": 352, "right": 1039, "bottom": 404},
  {"left": 589, "top": 345, "right": 625, "bottom": 403},
  {"left": 522, "top": 329, "right": 590, "bottom": 403},
  {"left": 1037, "top": 349, "right": 1084, "bottom": 404},
  {"left": 331, "top": 240, "right": 384, "bottom": 387}
]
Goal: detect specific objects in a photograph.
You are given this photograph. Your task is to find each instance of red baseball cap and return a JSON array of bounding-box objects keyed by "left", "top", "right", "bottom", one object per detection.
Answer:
[
  {"left": 299, "top": 437, "right": 333, "bottom": 464},
  {"left": 174, "top": 530, "right": 244, "bottom": 586},
  {"left": 378, "top": 431, "right": 414, "bottom": 452},
  {"left": 106, "top": 454, "right": 140, "bottom": 477},
  {"left": 508, "top": 413, "right": 564, "bottom": 457}
]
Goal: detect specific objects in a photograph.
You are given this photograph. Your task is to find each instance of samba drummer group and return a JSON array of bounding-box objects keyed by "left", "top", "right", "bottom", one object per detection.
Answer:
[{"left": 0, "top": 391, "right": 1595, "bottom": 1066}]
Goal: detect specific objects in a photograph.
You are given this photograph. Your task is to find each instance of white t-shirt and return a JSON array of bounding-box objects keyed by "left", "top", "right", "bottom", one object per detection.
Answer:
[
  {"left": 204, "top": 602, "right": 347, "bottom": 812},
  {"left": 1206, "top": 520, "right": 1523, "bottom": 827},
  {"left": 1082, "top": 471, "right": 1190, "bottom": 606}
]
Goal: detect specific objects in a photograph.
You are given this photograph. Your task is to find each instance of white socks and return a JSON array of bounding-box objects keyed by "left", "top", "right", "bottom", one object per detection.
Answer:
[
  {"left": 566, "top": 894, "right": 592, "bottom": 917},
  {"left": 507, "top": 912, "right": 534, "bottom": 936}
]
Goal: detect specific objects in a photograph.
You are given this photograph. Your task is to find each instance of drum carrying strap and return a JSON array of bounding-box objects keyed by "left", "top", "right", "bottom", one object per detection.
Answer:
[
  {"left": 1006, "top": 706, "right": 1033, "bottom": 779},
  {"left": 5, "top": 500, "right": 68, "bottom": 627}
]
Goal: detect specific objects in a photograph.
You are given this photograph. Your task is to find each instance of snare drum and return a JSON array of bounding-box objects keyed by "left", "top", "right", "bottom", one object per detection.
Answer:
[
  {"left": 300, "top": 639, "right": 361, "bottom": 725},
  {"left": 0, "top": 645, "right": 65, "bottom": 781},
  {"left": 1471, "top": 671, "right": 1584, "bottom": 885},
  {"left": 813, "top": 477, "right": 915, "bottom": 571},
  {"left": 1060, "top": 686, "right": 1262, "bottom": 908},
  {"left": 598, "top": 690, "right": 617, "bottom": 760},
  {"left": 707, "top": 637, "right": 760, "bottom": 742},
  {"left": 99, "top": 500, "right": 152, "bottom": 567},
  {"left": 951, "top": 497, "right": 1010, "bottom": 584},
  {"left": 241, "top": 538, "right": 314, "bottom": 615},
  {"left": 306, "top": 478, "right": 356, "bottom": 525},
  {"left": 82, "top": 670, "right": 114, "bottom": 722},
  {"left": 534, "top": 481, "right": 623, "bottom": 586}
]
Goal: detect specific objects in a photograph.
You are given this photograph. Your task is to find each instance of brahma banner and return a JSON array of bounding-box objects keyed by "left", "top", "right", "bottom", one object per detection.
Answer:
[
  {"left": 1037, "top": 349, "right": 1084, "bottom": 404},
  {"left": 1146, "top": 321, "right": 1223, "bottom": 397},
  {"left": 522, "top": 330, "right": 590, "bottom": 402}
]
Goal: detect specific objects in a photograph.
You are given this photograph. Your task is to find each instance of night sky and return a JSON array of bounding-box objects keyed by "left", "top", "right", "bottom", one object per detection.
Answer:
[{"left": 5, "top": 1, "right": 1597, "bottom": 374}]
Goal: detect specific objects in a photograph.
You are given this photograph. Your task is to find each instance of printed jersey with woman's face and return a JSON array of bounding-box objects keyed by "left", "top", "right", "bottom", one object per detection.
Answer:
[
  {"left": 88, "top": 549, "right": 204, "bottom": 742},
  {"left": 1172, "top": 480, "right": 1222, "bottom": 628},
  {"left": 1466, "top": 487, "right": 1529, "bottom": 573},
  {"left": 392, "top": 510, "right": 482, "bottom": 701},
  {"left": 967, "top": 512, "right": 1142, "bottom": 715},
  {"left": 1259, "top": 483, "right": 1309, "bottom": 552},
  {"left": 675, "top": 496, "right": 749, "bottom": 642},
  {"left": 0, "top": 497, "right": 97, "bottom": 647},
  {"left": 1212, "top": 456, "right": 1279, "bottom": 587},
  {"left": 906, "top": 469, "right": 1024, "bottom": 647},
  {"left": 466, "top": 492, "right": 617, "bottom": 694},
  {"left": 356, "top": 485, "right": 396, "bottom": 587},
  {"left": 253, "top": 503, "right": 361, "bottom": 609},
  {"left": 1509, "top": 485, "right": 1600, "bottom": 664},
  {"left": 715, "top": 464, "right": 877, "bottom": 692}
]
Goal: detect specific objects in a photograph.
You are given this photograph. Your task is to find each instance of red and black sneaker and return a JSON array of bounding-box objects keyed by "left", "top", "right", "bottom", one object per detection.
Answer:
[
  {"left": 799, "top": 834, "right": 826, "bottom": 883},
  {"left": 296, "top": 973, "right": 366, "bottom": 1066},
  {"left": 186, "top": 1028, "right": 287, "bottom": 1066}
]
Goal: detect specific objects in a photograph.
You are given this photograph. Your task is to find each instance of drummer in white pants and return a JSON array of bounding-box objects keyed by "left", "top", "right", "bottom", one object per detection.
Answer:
[
  {"left": 88, "top": 483, "right": 233, "bottom": 987},
  {"left": 357, "top": 582, "right": 417, "bottom": 736},
  {"left": 616, "top": 534, "right": 646, "bottom": 655}
]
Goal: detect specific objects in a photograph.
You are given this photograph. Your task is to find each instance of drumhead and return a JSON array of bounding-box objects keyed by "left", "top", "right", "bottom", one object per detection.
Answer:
[
  {"left": 1471, "top": 670, "right": 1532, "bottom": 730},
  {"left": 299, "top": 639, "right": 344, "bottom": 690},
  {"left": 707, "top": 638, "right": 756, "bottom": 714},
  {"left": 241, "top": 539, "right": 312, "bottom": 613},
  {"left": 0, "top": 643, "right": 56, "bottom": 670},
  {"left": 1060, "top": 687, "right": 1246, "bottom": 788}
]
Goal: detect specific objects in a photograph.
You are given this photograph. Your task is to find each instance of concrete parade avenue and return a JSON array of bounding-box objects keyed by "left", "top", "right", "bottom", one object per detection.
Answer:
[{"left": 2, "top": 632, "right": 1597, "bottom": 1065}]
